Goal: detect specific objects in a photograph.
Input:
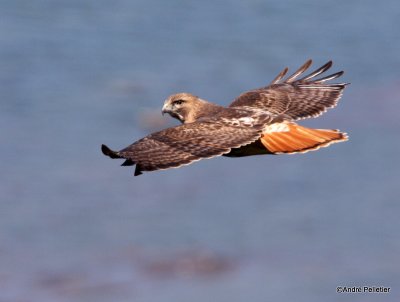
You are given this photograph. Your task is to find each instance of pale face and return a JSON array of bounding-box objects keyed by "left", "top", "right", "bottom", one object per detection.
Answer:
[{"left": 162, "top": 93, "right": 200, "bottom": 123}]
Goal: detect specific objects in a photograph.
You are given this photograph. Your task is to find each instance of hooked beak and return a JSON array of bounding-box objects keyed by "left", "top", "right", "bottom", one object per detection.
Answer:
[{"left": 162, "top": 104, "right": 170, "bottom": 115}]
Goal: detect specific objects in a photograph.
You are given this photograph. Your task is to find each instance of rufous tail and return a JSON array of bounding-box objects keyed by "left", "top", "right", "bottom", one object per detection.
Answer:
[{"left": 260, "top": 123, "right": 348, "bottom": 154}]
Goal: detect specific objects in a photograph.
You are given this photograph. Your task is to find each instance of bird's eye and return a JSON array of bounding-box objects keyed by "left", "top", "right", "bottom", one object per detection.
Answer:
[{"left": 173, "top": 99, "right": 185, "bottom": 105}]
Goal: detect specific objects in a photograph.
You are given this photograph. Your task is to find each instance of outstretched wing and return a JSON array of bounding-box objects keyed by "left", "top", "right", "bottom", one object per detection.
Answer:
[
  {"left": 102, "top": 121, "right": 263, "bottom": 176},
  {"left": 229, "top": 60, "right": 348, "bottom": 121}
]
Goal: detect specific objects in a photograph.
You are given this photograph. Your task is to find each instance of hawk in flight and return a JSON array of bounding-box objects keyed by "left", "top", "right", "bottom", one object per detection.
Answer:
[{"left": 102, "top": 60, "right": 348, "bottom": 176}]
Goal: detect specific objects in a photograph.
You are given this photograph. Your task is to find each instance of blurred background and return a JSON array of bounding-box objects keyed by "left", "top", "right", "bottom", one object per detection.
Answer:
[{"left": 1, "top": 0, "right": 399, "bottom": 301}]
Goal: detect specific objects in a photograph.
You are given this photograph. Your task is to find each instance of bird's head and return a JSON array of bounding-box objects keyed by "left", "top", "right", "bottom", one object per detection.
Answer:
[{"left": 162, "top": 93, "right": 206, "bottom": 123}]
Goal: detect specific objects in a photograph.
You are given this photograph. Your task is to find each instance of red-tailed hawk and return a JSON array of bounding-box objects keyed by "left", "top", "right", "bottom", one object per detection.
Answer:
[{"left": 102, "top": 60, "right": 348, "bottom": 176}]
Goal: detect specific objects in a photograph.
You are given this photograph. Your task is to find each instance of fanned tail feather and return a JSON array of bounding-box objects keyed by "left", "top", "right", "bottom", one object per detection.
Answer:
[{"left": 260, "top": 123, "right": 348, "bottom": 154}]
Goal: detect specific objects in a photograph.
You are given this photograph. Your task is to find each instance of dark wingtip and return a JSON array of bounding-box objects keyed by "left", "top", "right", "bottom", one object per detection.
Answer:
[
  {"left": 285, "top": 59, "right": 313, "bottom": 83},
  {"left": 134, "top": 165, "right": 143, "bottom": 176},
  {"left": 121, "top": 159, "right": 135, "bottom": 166},
  {"left": 101, "top": 144, "right": 121, "bottom": 159}
]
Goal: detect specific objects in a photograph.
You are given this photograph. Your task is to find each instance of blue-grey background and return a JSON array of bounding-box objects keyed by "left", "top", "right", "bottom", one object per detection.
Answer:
[{"left": 1, "top": 1, "right": 399, "bottom": 301}]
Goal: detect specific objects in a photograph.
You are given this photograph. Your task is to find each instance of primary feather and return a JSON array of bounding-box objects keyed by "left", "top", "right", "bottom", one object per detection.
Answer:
[
  {"left": 229, "top": 59, "right": 348, "bottom": 121},
  {"left": 102, "top": 60, "right": 349, "bottom": 176}
]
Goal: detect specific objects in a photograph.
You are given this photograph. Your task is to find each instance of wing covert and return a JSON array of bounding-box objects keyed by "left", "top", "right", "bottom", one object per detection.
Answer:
[
  {"left": 104, "top": 121, "right": 263, "bottom": 175},
  {"left": 229, "top": 60, "right": 348, "bottom": 121}
]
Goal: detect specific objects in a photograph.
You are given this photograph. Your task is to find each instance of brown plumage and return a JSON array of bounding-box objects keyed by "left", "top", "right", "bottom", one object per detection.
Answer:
[{"left": 102, "top": 60, "right": 349, "bottom": 176}]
